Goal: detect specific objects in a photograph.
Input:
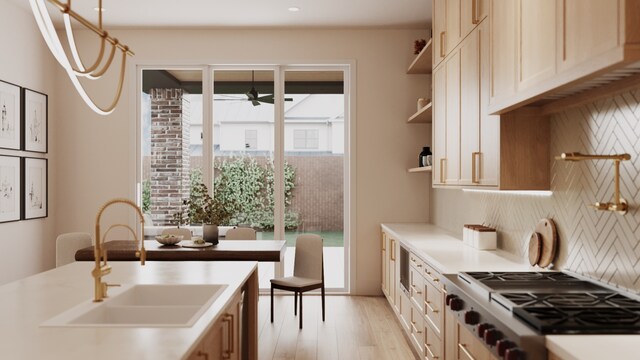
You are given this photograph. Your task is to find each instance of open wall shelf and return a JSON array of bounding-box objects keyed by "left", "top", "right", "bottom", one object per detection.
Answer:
[
  {"left": 407, "top": 102, "right": 432, "bottom": 123},
  {"left": 407, "top": 38, "right": 433, "bottom": 74},
  {"left": 408, "top": 166, "right": 432, "bottom": 173}
]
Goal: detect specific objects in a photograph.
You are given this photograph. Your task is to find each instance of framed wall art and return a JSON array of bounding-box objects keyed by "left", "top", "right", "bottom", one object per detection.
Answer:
[
  {"left": 23, "top": 89, "right": 47, "bottom": 153},
  {"left": 0, "top": 155, "right": 21, "bottom": 223},
  {"left": 0, "top": 80, "right": 22, "bottom": 150},
  {"left": 23, "top": 157, "right": 47, "bottom": 220}
]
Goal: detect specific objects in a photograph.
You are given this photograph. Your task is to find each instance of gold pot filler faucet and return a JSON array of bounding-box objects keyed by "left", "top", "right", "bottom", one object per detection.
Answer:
[
  {"left": 93, "top": 198, "right": 146, "bottom": 302},
  {"left": 555, "top": 152, "right": 632, "bottom": 215}
]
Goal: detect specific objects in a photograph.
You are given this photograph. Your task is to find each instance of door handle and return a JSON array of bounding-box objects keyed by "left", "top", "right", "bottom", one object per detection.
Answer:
[
  {"left": 471, "top": 152, "right": 481, "bottom": 184},
  {"left": 439, "top": 31, "right": 446, "bottom": 58},
  {"left": 472, "top": 0, "right": 479, "bottom": 24}
]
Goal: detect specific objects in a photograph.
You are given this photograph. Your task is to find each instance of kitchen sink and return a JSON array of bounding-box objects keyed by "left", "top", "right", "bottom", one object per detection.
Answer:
[{"left": 41, "top": 284, "right": 227, "bottom": 328}]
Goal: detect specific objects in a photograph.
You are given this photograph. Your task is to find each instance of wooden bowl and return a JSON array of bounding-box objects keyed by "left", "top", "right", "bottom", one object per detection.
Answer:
[{"left": 155, "top": 234, "right": 183, "bottom": 245}]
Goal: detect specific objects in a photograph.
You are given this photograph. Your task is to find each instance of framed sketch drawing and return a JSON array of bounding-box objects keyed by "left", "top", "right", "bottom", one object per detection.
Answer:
[
  {"left": 0, "top": 80, "right": 21, "bottom": 150},
  {"left": 0, "top": 155, "right": 21, "bottom": 223},
  {"left": 23, "top": 157, "right": 47, "bottom": 219},
  {"left": 24, "top": 89, "right": 47, "bottom": 153}
]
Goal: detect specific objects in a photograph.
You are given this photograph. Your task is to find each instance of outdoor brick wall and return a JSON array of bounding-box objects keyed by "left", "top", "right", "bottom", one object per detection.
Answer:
[
  {"left": 149, "top": 88, "right": 190, "bottom": 226},
  {"left": 143, "top": 155, "right": 344, "bottom": 231}
]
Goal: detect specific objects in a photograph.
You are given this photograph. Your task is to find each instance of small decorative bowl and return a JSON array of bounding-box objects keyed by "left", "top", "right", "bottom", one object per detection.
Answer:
[{"left": 155, "top": 234, "right": 183, "bottom": 245}]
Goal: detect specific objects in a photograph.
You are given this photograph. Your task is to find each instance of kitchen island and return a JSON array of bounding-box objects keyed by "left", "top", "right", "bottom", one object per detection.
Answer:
[{"left": 0, "top": 261, "right": 258, "bottom": 360}]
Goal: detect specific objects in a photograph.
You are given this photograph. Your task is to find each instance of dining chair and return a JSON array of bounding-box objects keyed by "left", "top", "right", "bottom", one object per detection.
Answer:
[
  {"left": 224, "top": 227, "right": 257, "bottom": 240},
  {"left": 161, "top": 227, "right": 192, "bottom": 240},
  {"left": 56, "top": 232, "right": 92, "bottom": 267},
  {"left": 270, "top": 234, "right": 324, "bottom": 329}
]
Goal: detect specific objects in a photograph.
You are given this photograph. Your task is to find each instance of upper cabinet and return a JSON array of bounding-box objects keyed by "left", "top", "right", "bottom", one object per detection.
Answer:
[
  {"left": 489, "top": 0, "right": 640, "bottom": 114},
  {"left": 432, "top": 13, "right": 550, "bottom": 190},
  {"left": 434, "top": 0, "right": 488, "bottom": 68}
]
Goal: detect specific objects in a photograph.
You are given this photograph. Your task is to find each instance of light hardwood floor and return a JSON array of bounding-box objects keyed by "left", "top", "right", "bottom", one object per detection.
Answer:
[{"left": 258, "top": 295, "right": 415, "bottom": 360}]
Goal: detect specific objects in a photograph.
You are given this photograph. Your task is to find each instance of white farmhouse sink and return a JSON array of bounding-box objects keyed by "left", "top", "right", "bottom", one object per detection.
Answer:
[{"left": 41, "top": 284, "right": 227, "bottom": 328}]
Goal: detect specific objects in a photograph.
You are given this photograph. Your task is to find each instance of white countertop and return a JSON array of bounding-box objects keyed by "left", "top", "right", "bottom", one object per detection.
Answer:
[
  {"left": 0, "top": 261, "right": 257, "bottom": 360},
  {"left": 382, "top": 223, "right": 640, "bottom": 360},
  {"left": 381, "top": 223, "right": 533, "bottom": 274}
]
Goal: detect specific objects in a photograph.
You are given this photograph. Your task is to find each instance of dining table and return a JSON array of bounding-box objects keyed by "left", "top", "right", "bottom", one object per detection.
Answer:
[{"left": 75, "top": 240, "right": 287, "bottom": 262}]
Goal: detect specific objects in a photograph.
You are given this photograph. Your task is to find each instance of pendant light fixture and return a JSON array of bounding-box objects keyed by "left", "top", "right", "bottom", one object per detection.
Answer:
[{"left": 29, "top": 0, "right": 134, "bottom": 115}]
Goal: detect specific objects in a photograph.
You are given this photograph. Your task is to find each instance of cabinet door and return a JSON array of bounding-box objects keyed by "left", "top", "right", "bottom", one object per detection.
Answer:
[
  {"left": 559, "top": 0, "right": 621, "bottom": 72},
  {"left": 433, "top": 0, "right": 447, "bottom": 66},
  {"left": 478, "top": 19, "right": 499, "bottom": 186},
  {"left": 445, "top": 52, "right": 461, "bottom": 184},
  {"left": 432, "top": 64, "right": 446, "bottom": 185},
  {"left": 489, "top": 0, "right": 517, "bottom": 105},
  {"left": 200, "top": 320, "right": 226, "bottom": 360},
  {"left": 390, "top": 238, "right": 398, "bottom": 312},
  {"left": 445, "top": 0, "right": 461, "bottom": 56},
  {"left": 518, "top": 0, "right": 556, "bottom": 91},
  {"left": 459, "top": 28, "right": 480, "bottom": 185},
  {"left": 461, "top": 0, "right": 488, "bottom": 38}
]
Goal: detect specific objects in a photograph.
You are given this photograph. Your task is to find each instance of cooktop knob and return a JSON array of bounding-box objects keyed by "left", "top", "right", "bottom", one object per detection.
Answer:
[
  {"left": 483, "top": 328, "right": 502, "bottom": 346},
  {"left": 464, "top": 310, "right": 480, "bottom": 325},
  {"left": 477, "top": 323, "right": 494, "bottom": 338},
  {"left": 449, "top": 297, "right": 464, "bottom": 311},
  {"left": 504, "top": 347, "right": 525, "bottom": 360},
  {"left": 445, "top": 294, "right": 457, "bottom": 306},
  {"left": 496, "top": 340, "right": 516, "bottom": 357}
]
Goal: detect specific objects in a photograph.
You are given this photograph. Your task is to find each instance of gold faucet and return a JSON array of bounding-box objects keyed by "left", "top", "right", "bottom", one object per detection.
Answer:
[
  {"left": 555, "top": 152, "right": 632, "bottom": 215},
  {"left": 93, "top": 198, "right": 146, "bottom": 302}
]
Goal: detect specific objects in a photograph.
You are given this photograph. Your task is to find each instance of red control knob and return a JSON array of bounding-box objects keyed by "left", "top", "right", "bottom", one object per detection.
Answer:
[
  {"left": 476, "top": 323, "right": 494, "bottom": 338},
  {"left": 504, "top": 347, "right": 525, "bottom": 360},
  {"left": 449, "top": 297, "right": 464, "bottom": 311},
  {"left": 496, "top": 340, "right": 516, "bottom": 357},
  {"left": 464, "top": 310, "right": 480, "bottom": 325},
  {"left": 483, "top": 328, "right": 502, "bottom": 346},
  {"left": 445, "top": 294, "right": 457, "bottom": 306}
]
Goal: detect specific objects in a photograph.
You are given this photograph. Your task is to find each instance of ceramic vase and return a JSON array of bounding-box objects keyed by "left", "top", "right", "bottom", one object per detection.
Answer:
[{"left": 203, "top": 224, "right": 219, "bottom": 245}]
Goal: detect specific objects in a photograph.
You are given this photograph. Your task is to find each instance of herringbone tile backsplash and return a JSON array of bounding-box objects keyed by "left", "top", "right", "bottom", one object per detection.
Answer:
[{"left": 431, "top": 89, "right": 640, "bottom": 293}]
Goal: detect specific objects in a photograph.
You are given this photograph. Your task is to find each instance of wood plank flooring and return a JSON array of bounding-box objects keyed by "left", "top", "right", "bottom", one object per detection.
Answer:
[{"left": 258, "top": 295, "right": 415, "bottom": 360}]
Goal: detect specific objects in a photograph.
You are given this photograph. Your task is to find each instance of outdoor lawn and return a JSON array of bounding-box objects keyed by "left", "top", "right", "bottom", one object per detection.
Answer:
[{"left": 257, "top": 231, "right": 344, "bottom": 247}]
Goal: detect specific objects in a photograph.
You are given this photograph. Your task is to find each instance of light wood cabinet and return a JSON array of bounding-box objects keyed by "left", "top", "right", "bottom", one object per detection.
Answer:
[
  {"left": 433, "top": 16, "right": 550, "bottom": 190},
  {"left": 456, "top": 323, "right": 492, "bottom": 360},
  {"left": 518, "top": 0, "right": 556, "bottom": 91},
  {"left": 445, "top": 0, "right": 462, "bottom": 58},
  {"left": 433, "top": 0, "right": 446, "bottom": 67},
  {"left": 381, "top": 232, "right": 388, "bottom": 297},
  {"left": 490, "top": 0, "right": 640, "bottom": 114},
  {"left": 188, "top": 291, "right": 242, "bottom": 360}
]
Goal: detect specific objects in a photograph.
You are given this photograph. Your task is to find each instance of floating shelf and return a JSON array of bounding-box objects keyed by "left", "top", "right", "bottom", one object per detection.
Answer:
[
  {"left": 407, "top": 38, "right": 433, "bottom": 74},
  {"left": 408, "top": 166, "right": 432, "bottom": 173},
  {"left": 407, "top": 102, "right": 432, "bottom": 123}
]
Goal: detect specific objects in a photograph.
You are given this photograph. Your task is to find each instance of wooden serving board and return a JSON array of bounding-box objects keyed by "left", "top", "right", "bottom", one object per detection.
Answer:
[
  {"left": 536, "top": 218, "right": 557, "bottom": 268},
  {"left": 528, "top": 232, "right": 542, "bottom": 266}
]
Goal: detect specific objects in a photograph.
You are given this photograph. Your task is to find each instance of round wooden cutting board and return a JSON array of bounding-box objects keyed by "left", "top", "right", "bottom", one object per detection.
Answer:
[
  {"left": 528, "top": 232, "right": 542, "bottom": 266},
  {"left": 536, "top": 218, "right": 558, "bottom": 268}
]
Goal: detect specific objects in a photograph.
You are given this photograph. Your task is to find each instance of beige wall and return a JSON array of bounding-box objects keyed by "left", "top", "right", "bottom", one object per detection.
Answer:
[
  {"left": 432, "top": 90, "right": 640, "bottom": 293},
  {"left": 0, "top": 2, "right": 57, "bottom": 285},
  {"left": 54, "top": 28, "right": 432, "bottom": 295}
]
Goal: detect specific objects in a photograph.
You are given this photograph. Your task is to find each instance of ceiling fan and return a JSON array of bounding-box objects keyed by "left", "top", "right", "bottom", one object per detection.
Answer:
[{"left": 215, "top": 71, "right": 292, "bottom": 106}]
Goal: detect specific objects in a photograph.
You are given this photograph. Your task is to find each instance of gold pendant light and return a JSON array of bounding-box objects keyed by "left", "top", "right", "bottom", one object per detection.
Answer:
[{"left": 29, "top": 0, "right": 134, "bottom": 115}]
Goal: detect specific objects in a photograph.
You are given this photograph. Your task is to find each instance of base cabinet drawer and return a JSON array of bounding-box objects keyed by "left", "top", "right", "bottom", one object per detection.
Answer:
[
  {"left": 457, "top": 322, "right": 492, "bottom": 360},
  {"left": 410, "top": 306, "right": 425, "bottom": 357},
  {"left": 424, "top": 280, "right": 443, "bottom": 335},
  {"left": 424, "top": 322, "right": 442, "bottom": 360}
]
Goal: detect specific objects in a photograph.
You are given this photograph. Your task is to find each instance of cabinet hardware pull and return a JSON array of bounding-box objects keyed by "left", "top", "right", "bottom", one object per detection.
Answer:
[
  {"left": 411, "top": 285, "right": 423, "bottom": 295},
  {"left": 425, "top": 270, "right": 440, "bottom": 283},
  {"left": 472, "top": 152, "right": 481, "bottom": 184},
  {"left": 472, "top": 0, "right": 479, "bottom": 24},
  {"left": 381, "top": 234, "right": 385, "bottom": 251},
  {"left": 222, "top": 314, "right": 234, "bottom": 359},
  {"left": 425, "top": 343, "right": 439, "bottom": 359},
  {"left": 440, "top": 31, "right": 446, "bottom": 58},
  {"left": 458, "top": 343, "right": 477, "bottom": 360},
  {"left": 440, "top": 158, "right": 446, "bottom": 183},
  {"left": 390, "top": 239, "right": 396, "bottom": 261},
  {"left": 425, "top": 300, "right": 439, "bottom": 313},
  {"left": 411, "top": 321, "right": 423, "bottom": 334},
  {"left": 197, "top": 350, "right": 209, "bottom": 360}
]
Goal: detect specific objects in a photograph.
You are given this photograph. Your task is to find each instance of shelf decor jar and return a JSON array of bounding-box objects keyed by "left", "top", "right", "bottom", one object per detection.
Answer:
[{"left": 419, "top": 147, "right": 432, "bottom": 167}]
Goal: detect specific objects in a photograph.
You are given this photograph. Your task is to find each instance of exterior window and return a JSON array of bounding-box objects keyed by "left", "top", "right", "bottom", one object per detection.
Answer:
[
  {"left": 245, "top": 129, "right": 257, "bottom": 149},
  {"left": 293, "top": 129, "right": 319, "bottom": 149}
]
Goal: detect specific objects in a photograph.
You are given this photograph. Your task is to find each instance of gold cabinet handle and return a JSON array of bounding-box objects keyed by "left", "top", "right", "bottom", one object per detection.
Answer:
[
  {"left": 425, "top": 300, "right": 439, "bottom": 313},
  {"left": 439, "top": 31, "right": 446, "bottom": 58},
  {"left": 439, "top": 158, "right": 446, "bottom": 183},
  {"left": 197, "top": 350, "right": 209, "bottom": 360},
  {"left": 222, "top": 314, "right": 234, "bottom": 359},
  {"left": 411, "top": 284, "right": 422, "bottom": 295},
  {"left": 472, "top": 0, "right": 479, "bottom": 24},
  {"left": 425, "top": 342, "right": 439, "bottom": 359},
  {"left": 458, "top": 343, "right": 477, "bottom": 360},
  {"left": 390, "top": 239, "right": 396, "bottom": 261},
  {"left": 410, "top": 320, "right": 423, "bottom": 334},
  {"left": 381, "top": 234, "right": 385, "bottom": 251},
  {"left": 425, "top": 270, "right": 440, "bottom": 283},
  {"left": 471, "top": 152, "right": 481, "bottom": 184}
]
